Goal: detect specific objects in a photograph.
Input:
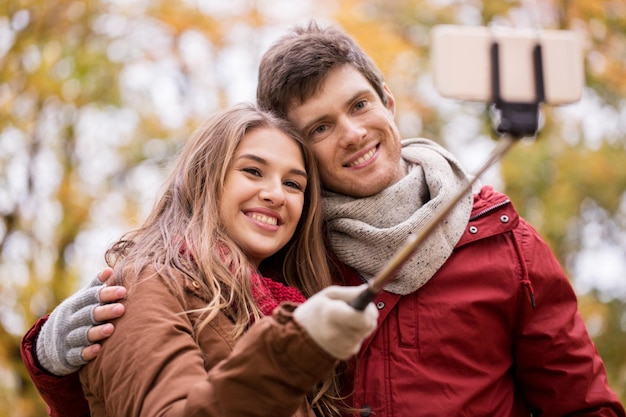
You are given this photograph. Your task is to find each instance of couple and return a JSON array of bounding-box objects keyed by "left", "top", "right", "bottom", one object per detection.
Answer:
[{"left": 22, "top": 21, "right": 625, "bottom": 417}]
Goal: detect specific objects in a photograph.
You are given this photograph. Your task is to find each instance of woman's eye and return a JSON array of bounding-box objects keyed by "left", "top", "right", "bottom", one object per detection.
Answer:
[
  {"left": 241, "top": 167, "right": 261, "bottom": 177},
  {"left": 284, "top": 180, "right": 304, "bottom": 191}
]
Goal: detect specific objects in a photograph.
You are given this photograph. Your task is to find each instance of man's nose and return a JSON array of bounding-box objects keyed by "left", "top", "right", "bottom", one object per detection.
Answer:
[{"left": 337, "top": 116, "right": 367, "bottom": 147}]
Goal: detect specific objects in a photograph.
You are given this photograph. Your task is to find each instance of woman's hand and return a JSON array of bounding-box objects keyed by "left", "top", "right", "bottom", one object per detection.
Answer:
[{"left": 293, "top": 284, "right": 378, "bottom": 360}]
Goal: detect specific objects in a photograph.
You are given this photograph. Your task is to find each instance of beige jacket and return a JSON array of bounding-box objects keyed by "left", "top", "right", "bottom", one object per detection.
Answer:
[{"left": 79, "top": 268, "right": 336, "bottom": 417}]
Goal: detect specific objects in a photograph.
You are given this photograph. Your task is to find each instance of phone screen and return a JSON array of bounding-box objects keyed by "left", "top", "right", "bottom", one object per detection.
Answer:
[{"left": 430, "top": 25, "right": 584, "bottom": 105}]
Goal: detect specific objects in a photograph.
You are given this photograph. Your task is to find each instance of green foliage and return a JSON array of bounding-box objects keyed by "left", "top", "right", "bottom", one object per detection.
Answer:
[
  {"left": 2, "top": 1, "right": 121, "bottom": 414},
  {"left": 504, "top": 136, "right": 626, "bottom": 258}
]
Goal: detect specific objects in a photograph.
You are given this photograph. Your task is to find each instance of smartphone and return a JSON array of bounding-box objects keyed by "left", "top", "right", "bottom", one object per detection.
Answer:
[{"left": 430, "top": 25, "right": 584, "bottom": 105}]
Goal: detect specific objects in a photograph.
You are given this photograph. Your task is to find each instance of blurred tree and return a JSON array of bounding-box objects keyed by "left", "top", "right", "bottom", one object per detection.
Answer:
[{"left": 1, "top": 1, "right": 124, "bottom": 414}]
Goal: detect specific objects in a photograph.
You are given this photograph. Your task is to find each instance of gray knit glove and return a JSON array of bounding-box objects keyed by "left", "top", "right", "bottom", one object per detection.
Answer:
[{"left": 36, "top": 276, "right": 104, "bottom": 376}]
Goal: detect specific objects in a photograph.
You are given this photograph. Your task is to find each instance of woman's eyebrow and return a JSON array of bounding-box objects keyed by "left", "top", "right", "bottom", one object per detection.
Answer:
[{"left": 237, "top": 154, "right": 308, "bottom": 178}]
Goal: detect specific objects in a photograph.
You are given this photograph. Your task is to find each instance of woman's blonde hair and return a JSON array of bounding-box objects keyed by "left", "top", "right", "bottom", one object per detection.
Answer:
[
  {"left": 104, "top": 103, "right": 345, "bottom": 415},
  {"left": 106, "top": 102, "right": 331, "bottom": 329}
]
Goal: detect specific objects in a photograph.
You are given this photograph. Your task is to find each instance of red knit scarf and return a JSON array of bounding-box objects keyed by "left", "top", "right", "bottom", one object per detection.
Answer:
[
  {"left": 250, "top": 269, "right": 307, "bottom": 316},
  {"left": 178, "top": 241, "right": 306, "bottom": 316}
]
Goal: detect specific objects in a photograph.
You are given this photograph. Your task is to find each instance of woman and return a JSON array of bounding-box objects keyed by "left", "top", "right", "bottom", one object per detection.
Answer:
[{"left": 73, "top": 103, "right": 378, "bottom": 416}]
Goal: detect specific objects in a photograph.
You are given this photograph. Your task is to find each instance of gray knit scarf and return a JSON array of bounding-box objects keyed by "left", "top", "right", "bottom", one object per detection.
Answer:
[{"left": 322, "top": 138, "right": 474, "bottom": 295}]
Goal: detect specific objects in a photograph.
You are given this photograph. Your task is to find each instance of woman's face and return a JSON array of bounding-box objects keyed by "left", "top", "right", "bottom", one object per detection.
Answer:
[{"left": 219, "top": 127, "right": 308, "bottom": 266}]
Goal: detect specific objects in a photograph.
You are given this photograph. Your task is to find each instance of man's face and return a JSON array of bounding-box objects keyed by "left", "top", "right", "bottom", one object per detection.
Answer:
[{"left": 286, "top": 65, "right": 404, "bottom": 198}]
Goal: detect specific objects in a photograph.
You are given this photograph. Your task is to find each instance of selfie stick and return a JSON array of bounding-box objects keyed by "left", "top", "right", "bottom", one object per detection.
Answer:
[{"left": 349, "top": 40, "right": 546, "bottom": 311}]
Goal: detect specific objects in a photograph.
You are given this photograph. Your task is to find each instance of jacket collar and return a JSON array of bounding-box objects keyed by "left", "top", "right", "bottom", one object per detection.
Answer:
[{"left": 456, "top": 185, "right": 518, "bottom": 248}]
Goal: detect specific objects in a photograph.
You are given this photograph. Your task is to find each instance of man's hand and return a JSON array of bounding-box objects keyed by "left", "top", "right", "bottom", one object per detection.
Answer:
[
  {"left": 82, "top": 268, "right": 126, "bottom": 361},
  {"left": 36, "top": 267, "right": 127, "bottom": 376}
]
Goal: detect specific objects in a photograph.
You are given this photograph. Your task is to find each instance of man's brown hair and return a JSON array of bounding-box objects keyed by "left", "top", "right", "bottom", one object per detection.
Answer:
[{"left": 257, "top": 20, "right": 388, "bottom": 118}]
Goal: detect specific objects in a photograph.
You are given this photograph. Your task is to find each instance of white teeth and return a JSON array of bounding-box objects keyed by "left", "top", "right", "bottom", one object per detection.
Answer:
[
  {"left": 349, "top": 148, "right": 376, "bottom": 167},
  {"left": 250, "top": 213, "right": 278, "bottom": 226}
]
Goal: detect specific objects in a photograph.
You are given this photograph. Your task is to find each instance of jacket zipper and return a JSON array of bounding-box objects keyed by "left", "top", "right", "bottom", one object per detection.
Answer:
[
  {"left": 469, "top": 199, "right": 511, "bottom": 221},
  {"left": 469, "top": 198, "right": 537, "bottom": 309},
  {"left": 521, "top": 279, "right": 537, "bottom": 309}
]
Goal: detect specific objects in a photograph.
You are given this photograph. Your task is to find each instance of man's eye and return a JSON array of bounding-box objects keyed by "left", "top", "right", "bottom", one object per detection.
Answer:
[
  {"left": 355, "top": 100, "right": 367, "bottom": 110},
  {"left": 313, "top": 125, "right": 327, "bottom": 135}
]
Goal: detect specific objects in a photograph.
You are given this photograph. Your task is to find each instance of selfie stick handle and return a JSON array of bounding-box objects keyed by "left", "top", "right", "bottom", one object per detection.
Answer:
[
  {"left": 349, "top": 37, "right": 546, "bottom": 311},
  {"left": 491, "top": 41, "right": 545, "bottom": 137}
]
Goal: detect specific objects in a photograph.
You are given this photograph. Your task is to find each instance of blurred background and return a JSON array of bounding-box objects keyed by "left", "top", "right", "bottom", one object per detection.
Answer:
[{"left": 1, "top": 0, "right": 625, "bottom": 415}]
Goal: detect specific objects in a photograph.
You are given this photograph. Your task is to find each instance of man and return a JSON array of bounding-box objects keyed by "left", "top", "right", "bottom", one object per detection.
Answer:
[{"left": 22, "top": 21, "right": 625, "bottom": 416}]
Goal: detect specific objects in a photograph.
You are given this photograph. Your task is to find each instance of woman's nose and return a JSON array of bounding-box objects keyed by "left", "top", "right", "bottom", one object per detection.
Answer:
[{"left": 259, "top": 180, "right": 286, "bottom": 206}]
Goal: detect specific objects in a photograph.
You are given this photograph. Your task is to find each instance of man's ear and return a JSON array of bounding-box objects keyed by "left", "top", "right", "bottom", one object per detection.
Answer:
[{"left": 383, "top": 83, "right": 396, "bottom": 115}]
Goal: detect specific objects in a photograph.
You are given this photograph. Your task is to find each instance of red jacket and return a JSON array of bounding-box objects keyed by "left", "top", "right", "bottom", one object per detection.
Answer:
[
  {"left": 337, "top": 186, "right": 625, "bottom": 416},
  {"left": 21, "top": 315, "right": 89, "bottom": 417},
  {"left": 21, "top": 186, "right": 625, "bottom": 416}
]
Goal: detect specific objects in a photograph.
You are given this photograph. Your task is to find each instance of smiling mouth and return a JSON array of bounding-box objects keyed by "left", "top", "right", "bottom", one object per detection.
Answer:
[
  {"left": 249, "top": 213, "right": 279, "bottom": 226},
  {"left": 347, "top": 147, "right": 376, "bottom": 168}
]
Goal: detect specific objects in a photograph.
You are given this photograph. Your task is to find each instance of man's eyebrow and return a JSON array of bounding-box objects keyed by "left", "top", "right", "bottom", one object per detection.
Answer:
[
  {"left": 301, "top": 89, "right": 371, "bottom": 133},
  {"left": 301, "top": 113, "right": 328, "bottom": 135},
  {"left": 238, "top": 154, "right": 308, "bottom": 178}
]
